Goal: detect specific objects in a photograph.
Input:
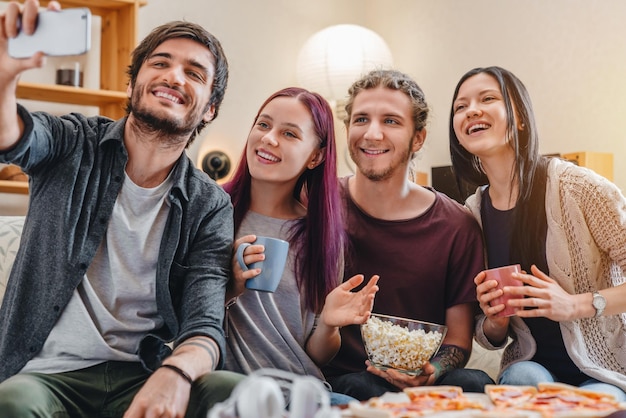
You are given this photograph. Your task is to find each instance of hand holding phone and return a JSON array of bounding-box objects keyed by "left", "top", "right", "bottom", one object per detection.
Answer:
[{"left": 8, "top": 8, "right": 91, "bottom": 59}]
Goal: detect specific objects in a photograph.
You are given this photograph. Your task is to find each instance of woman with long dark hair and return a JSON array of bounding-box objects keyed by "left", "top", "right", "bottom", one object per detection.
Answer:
[{"left": 450, "top": 66, "right": 626, "bottom": 400}]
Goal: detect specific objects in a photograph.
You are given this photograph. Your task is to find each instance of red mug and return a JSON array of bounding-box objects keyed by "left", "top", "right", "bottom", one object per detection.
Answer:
[{"left": 485, "top": 264, "right": 523, "bottom": 317}]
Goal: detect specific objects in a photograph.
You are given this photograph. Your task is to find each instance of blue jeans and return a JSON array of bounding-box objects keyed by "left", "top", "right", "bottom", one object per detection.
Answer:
[
  {"left": 329, "top": 392, "right": 357, "bottom": 406},
  {"left": 327, "top": 368, "right": 494, "bottom": 401},
  {"left": 499, "top": 361, "right": 626, "bottom": 402}
]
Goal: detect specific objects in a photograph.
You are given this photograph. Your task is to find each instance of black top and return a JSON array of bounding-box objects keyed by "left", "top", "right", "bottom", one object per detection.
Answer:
[{"left": 481, "top": 189, "right": 588, "bottom": 384}]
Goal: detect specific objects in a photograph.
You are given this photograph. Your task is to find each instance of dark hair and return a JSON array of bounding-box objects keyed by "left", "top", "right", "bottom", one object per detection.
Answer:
[
  {"left": 223, "top": 87, "right": 345, "bottom": 313},
  {"left": 344, "top": 69, "right": 429, "bottom": 133},
  {"left": 125, "top": 21, "right": 229, "bottom": 144},
  {"left": 449, "top": 66, "right": 549, "bottom": 269}
]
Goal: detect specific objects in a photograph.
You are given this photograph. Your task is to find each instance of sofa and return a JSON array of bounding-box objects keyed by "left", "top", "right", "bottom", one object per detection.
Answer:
[
  {"left": 0, "top": 215, "right": 503, "bottom": 381},
  {"left": 0, "top": 216, "right": 24, "bottom": 308}
]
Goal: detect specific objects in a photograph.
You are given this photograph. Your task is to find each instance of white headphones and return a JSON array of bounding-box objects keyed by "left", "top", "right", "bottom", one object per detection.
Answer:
[{"left": 208, "top": 369, "right": 340, "bottom": 418}]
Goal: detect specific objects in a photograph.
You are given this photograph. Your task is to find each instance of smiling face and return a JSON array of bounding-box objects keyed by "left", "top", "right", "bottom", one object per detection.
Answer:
[
  {"left": 452, "top": 72, "right": 514, "bottom": 160},
  {"left": 126, "top": 37, "right": 216, "bottom": 141},
  {"left": 347, "top": 86, "right": 425, "bottom": 182},
  {"left": 246, "top": 96, "right": 323, "bottom": 187}
]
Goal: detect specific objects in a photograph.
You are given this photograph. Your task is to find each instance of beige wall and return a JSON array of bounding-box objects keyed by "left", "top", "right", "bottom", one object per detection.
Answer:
[
  {"left": 146, "top": 0, "right": 624, "bottom": 188},
  {"left": 3, "top": 0, "right": 625, "bottom": 214},
  {"left": 137, "top": 0, "right": 367, "bottom": 179},
  {"left": 369, "top": 0, "right": 626, "bottom": 188}
]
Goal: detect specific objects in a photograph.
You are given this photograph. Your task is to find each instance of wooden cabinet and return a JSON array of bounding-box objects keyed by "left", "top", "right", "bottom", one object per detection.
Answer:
[
  {"left": 1, "top": 0, "right": 146, "bottom": 195},
  {"left": 413, "top": 171, "right": 428, "bottom": 186},
  {"left": 561, "top": 151, "right": 614, "bottom": 181}
]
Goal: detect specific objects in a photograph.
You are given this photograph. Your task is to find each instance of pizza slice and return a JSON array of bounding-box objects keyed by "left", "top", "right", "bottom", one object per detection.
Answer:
[
  {"left": 521, "top": 382, "right": 622, "bottom": 417},
  {"left": 485, "top": 384, "right": 538, "bottom": 408},
  {"left": 403, "top": 386, "right": 487, "bottom": 412},
  {"left": 349, "top": 386, "right": 488, "bottom": 417},
  {"left": 536, "top": 382, "right": 617, "bottom": 404},
  {"left": 404, "top": 385, "right": 464, "bottom": 401}
]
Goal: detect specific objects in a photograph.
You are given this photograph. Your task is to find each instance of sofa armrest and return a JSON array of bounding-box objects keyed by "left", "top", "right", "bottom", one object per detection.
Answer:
[{"left": 0, "top": 216, "right": 25, "bottom": 307}]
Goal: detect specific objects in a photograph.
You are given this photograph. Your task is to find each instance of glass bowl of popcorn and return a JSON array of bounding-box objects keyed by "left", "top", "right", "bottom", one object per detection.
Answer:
[{"left": 361, "top": 313, "right": 447, "bottom": 376}]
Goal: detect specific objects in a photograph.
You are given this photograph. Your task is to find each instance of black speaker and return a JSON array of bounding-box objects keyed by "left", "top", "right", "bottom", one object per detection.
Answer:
[
  {"left": 431, "top": 165, "right": 467, "bottom": 204},
  {"left": 202, "top": 151, "right": 231, "bottom": 181}
]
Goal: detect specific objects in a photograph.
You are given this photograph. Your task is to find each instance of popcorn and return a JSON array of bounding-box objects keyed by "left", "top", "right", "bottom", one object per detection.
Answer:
[{"left": 361, "top": 315, "right": 445, "bottom": 373}]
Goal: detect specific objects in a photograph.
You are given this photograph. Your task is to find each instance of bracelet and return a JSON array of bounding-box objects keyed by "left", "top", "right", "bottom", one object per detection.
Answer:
[{"left": 159, "top": 364, "right": 193, "bottom": 385}]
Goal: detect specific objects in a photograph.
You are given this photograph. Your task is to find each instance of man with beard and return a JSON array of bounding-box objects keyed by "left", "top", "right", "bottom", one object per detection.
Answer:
[
  {"left": 0, "top": 1, "right": 242, "bottom": 416},
  {"left": 322, "top": 69, "right": 494, "bottom": 400}
]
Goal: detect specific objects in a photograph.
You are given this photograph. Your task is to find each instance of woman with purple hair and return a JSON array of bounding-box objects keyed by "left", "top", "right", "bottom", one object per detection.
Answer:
[{"left": 222, "top": 87, "right": 379, "bottom": 405}]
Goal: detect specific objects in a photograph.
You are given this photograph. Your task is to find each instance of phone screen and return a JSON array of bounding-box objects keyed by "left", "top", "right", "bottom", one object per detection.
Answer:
[{"left": 8, "top": 8, "right": 91, "bottom": 59}]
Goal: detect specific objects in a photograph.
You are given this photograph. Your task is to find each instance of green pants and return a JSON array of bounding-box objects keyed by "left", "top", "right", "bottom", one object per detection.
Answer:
[{"left": 0, "top": 361, "right": 245, "bottom": 418}]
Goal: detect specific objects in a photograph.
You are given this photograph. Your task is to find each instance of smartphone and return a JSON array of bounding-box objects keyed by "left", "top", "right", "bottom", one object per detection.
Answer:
[{"left": 8, "top": 8, "right": 91, "bottom": 59}]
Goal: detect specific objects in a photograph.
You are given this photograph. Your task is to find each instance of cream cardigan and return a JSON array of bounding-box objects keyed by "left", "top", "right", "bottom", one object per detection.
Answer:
[{"left": 467, "top": 158, "right": 626, "bottom": 390}]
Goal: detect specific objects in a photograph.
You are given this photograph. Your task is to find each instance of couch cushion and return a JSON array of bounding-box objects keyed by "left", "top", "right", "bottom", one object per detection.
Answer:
[
  {"left": 0, "top": 216, "right": 25, "bottom": 306},
  {"left": 467, "top": 342, "right": 504, "bottom": 381}
]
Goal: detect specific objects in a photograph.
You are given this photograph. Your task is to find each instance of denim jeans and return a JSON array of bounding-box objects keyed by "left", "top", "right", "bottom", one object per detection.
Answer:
[
  {"left": 327, "top": 368, "right": 495, "bottom": 401},
  {"left": 329, "top": 391, "right": 357, "bottom": 406},
  {"left": 499, "top": 361, "right": 626, "bottom": 402}
]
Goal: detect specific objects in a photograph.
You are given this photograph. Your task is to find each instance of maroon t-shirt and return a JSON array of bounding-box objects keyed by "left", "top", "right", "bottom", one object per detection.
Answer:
[{"left": 323, "top": 178, "right": 484, "bottom": 377}]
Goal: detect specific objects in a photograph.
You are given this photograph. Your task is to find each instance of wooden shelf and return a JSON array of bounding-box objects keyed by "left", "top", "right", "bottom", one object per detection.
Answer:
[
  {"left": 0, "top": 180, "right": 29, "bottom": 195},
  {"left": 17, "top": 82, "right": 127, "bottom": 117}
]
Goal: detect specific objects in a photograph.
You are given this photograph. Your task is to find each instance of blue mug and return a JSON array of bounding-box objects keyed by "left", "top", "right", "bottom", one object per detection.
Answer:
[{"left": 236, "top": 236, "right": 289, "bottom": 292}]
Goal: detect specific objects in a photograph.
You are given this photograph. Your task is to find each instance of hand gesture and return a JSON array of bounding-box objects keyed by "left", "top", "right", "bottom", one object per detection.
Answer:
[
  {"left": 366, "top": 360, "right": 437, "bottom": 388},
  {"left": 0, "top": 0, "right": 60, "bottom": 83},
  {"left": 508, "top": 265, "right": 578, "bottom": 322},
  {"left": 123, "top": 367, "right": 190, "bottom": 418},
  {"left": 319, "top": 274, "right": 379, "bottom": 328},
  {"left": 474, "top": 270, "right": 510, "bottom": 327},
  {"left": 227, "top": 235, "right": 264, "bottom": 299}
]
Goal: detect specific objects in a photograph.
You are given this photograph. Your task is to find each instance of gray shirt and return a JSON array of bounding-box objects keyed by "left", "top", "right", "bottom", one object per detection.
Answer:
[
  {"left": 0, "top": 106, "right": 233, "bottom": 381},
  {"left": 21, "top": 171, "right": 173, "bottom": 373},
  {"left": 224, "top": 211, "right": 322, "bottom": 379}
]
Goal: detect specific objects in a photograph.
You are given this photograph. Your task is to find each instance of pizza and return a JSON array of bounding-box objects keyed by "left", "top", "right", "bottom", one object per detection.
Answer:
[
  {"left": 403, "top": 386, "right": 487, "bottom": 412},
  {"left": 348, "top": 386, "right": 487, "bottom": 417},
  {"left": 348, "top": 398, "right": 428, "bottom": 418},
  {"left": 348, "top": 383, "right": 625, "bottom": 417},
  {"left": 485, "top": 382, "right": 624, "bottom": 418},
  {"left": 523, "top": 382, "right": 622, "bottom": 417},
  {"left": 485, "top": 384, "right": 538, "bottom": 408}
]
